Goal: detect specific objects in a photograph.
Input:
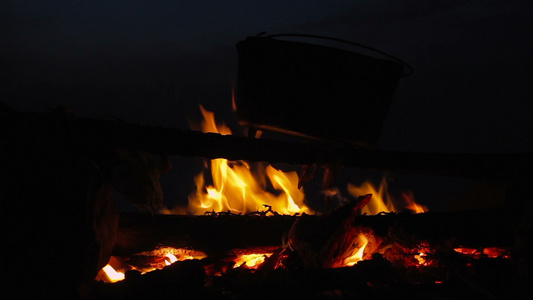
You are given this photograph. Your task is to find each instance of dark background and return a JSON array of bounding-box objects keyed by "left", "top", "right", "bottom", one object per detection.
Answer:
[{"left": 2, "top": 0, "right": 532, "bottom": 211}]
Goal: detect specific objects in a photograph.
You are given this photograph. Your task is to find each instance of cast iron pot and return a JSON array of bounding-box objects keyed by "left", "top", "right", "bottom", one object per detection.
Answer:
[{"left": 235, "top": 34, "right": 412, "bottom": 147}]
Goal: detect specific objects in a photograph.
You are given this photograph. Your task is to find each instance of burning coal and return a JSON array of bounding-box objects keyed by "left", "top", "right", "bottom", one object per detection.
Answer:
[{"left": 96, "top": 247, "right": 207, "bottom": 283}]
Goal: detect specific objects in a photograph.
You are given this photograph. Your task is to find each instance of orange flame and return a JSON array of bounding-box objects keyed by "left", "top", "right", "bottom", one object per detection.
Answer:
[
  {"left": 347, "top": 178, "right": 427, "bottom": 215},
  {"left": 403, "top": 191, "right": 428, "bottom": 214},
  {"left": 342, "top": 233, "right": 369, "bottom": 267},
  {"left": 348, "top": 178, "right": 395, "bottom": 215},
  {"left": 231, "top": 82, "right": 237, "bottom": 112},
  {"left": 197, "top": 105, "right": 232, "bottom": 135},
  {"left": 187, "top": 105, "right": 313, "bottom": 215}
]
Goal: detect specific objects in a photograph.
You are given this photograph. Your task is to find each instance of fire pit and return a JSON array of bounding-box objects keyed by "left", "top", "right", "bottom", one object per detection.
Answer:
[
  {"left": 3, "top": 103, "right": 530, "bottom": 299},
  {"left": 88, "top": 207, "right": 523, "bottom": 299},
  {"left": 85, "top": 106, "right": 529, "bottom": 299},
  {"left": 3, "top": 34, "right": 531, "bottom": 299}
]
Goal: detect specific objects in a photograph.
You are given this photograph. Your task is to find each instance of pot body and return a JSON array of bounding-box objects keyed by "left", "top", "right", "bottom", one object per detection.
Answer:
[{"left": 235, "top": 36, "right": 405, "bottom": 146}]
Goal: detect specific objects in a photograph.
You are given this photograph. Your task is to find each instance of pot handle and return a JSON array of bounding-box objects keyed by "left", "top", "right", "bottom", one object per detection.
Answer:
[{"left": 264, "top": 33, "right": 414, "bottom": 76}]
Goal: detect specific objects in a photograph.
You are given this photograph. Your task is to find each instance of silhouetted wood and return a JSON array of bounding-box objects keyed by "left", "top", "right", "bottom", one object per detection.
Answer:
[
  {"left": 3, "top": 105, "right": 531, "bottom": 178},
  {"left": 114, "top": 206, "right": 518, "bottom": 260},
  {"left": 88, "top": 252, "right": 524, "bottom": 300},
  {"left": 288, "top": 195, "right": 374, "bottom": 268},
  {"left": 353, "top": 208, "right": 517, "bottom": 248},
  {"left": 114, "top": 213, "right": 297, "bottom": 257}
]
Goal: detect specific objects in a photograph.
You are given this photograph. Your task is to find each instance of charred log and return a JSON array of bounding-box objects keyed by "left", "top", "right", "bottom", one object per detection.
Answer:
[
  {"left": 354, "top": 208, "right": 517, "bottom": 249},
  {"left": 114, "top": 207, "right": 518, "bottom": 258},
  {"left": 88, "top": 259, "right": 207, "bottom": 299},
  {"left": 114, "top": 213, "right": 297, "bottom": 257},
  {"left": 105, "top": 202, "right": 527, "bottom": 299},
  {"left": 288, "top": 195, "right": 373, "bottom": 268},
  {"left": 88, "top": 251, "right": 525, "bottom": 300}
]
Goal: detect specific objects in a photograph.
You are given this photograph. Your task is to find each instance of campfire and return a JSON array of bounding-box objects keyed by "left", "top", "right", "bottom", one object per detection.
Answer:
[
  {"left": 4, "top": 34, "right": 530, "bottom": 299},
  {"left": 88, "top": 106, "right": 523, "bottom": 299}
]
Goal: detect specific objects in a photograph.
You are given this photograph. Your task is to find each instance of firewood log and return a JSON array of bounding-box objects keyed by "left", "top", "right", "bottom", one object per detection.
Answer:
[
  {"left": 114, "top": 214, "right": 297, "bottom": 256},
  {"left": 2, "top": 105, "right": 530, "bottom": 179},
  {"left": 113, "top": 206, "right": 518, "bottom": 261},
  {"left": 288, "top": 195, "right": 373, "bottom": 268}
]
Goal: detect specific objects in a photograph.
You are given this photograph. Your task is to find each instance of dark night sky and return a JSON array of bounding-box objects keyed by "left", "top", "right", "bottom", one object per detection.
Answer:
[
  {"left": 2, "top": 1, "right": 532, "bottom": 210},
  {"left": 3, "top": 0, "right": 532, "bottom": 152}
]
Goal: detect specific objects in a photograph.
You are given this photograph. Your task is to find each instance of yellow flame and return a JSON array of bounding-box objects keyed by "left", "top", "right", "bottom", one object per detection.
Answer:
[
  {"left": 189, "top": 160, "right": 311, "bottom": 215},
  {"left": 198, "top": 104, "right": 232, "bottom": 135},
  {"left": 348, "top": 178, "right": 395, "bottom": 215},
  {"left": 102, "top": 264, "right": 125, "bottom": 283},
  {"left": 342, "top": 234, "right": 369, "bottom": 267},
  {"left": 188, "top": 105, "right": 313, "bottom": 215}
]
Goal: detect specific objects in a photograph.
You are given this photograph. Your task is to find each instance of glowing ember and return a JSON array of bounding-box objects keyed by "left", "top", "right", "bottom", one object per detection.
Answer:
[
  {"left": 96, "top": 247, "right": 207, "bottom": 283},
  {"left": 133, "top": 247, "right": 207, "bottom": 274},
  {"left": 454, "top": 247, "right": 482, "bottom": 258},
  {"left": 164, "top": 253, "right": 178, "bottom": 265},
  {"left": 187, "top": 105, "right": 313, "bottom": 215},
  {"left": 139, "top": 246, "right": 207, "bottom": 261},
  {"left": 101, "top": 264, "right": 125, "bottom": 283},
  {"left": 233, "top": 253, "right": 273, "bottom": 269},
  {"left": 414, "top": 252, "right": 428, "bottom": 266},
  {"left": 454, "top": 246, "right": 511, "bottom": 259},
  {"left": 483, "top": 247, "right": 511, "bottom": 259}
]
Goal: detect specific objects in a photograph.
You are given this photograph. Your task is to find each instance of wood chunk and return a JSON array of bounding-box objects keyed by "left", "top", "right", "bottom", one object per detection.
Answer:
[{"left": 288, "top": 195, "right": 374, "bottom": 268}]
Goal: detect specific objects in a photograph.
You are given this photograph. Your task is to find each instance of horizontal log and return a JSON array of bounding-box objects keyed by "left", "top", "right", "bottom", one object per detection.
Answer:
[
  {"left": 353, "top": 208, "right": 517, "bottom": 248},
  {"left": 4, "top": 106, "right": 531, "bottom": 178},
  {"left": 114, "top": 207, "right": 518, "bottom": 258},
  {"left": 114, "top": 213, "right": 297, "bottom": 256}
]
